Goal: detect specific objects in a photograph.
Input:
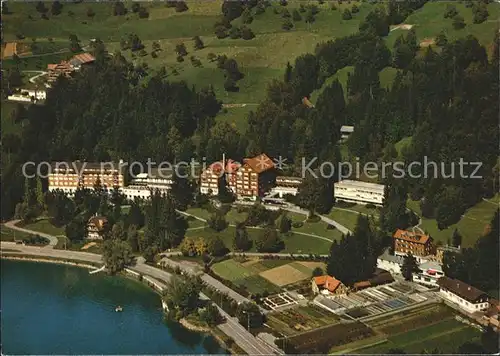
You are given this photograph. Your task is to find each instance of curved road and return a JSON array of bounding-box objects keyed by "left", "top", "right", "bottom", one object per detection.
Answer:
[{"left": 4, "top": 219, "right": 59, "bottom": 247}]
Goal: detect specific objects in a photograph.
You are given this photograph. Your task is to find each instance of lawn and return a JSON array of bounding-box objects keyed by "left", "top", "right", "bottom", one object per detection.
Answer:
[
  {"left": 216, "top": 105, "right": 255, "bottom": 133},
  {"left": 224, "top": 208, "right": 248, "bottom": 225},
  {"left": 407, "top": 194, "right": 499, "bottom": 247},
  {"left": 384, "top": 1, "right": 500, "bottom": 51},
  {"left": 211, "top": 257, "right": 326, "bottom": 294},
  {"left": 1, "top": 225, "right": 33, "bottom": 241},
  {"left": 292, "top": 219, "right": 344, "bottom": 241},
  {"left": 394, "top": 136, "right": 413, "bottom": 158},
  {"left": 186, "top": 225, "right": 332, "bottom": 255},
  {"left": 184, "top": 207, "right": 211, "bottom": 221},
  {"left": 326, "top": 209, "right": 361, "bottom": 232},
  {"left": 359, "top": 318, "right": 480, "bottom": 354},
  {"left": 211, "top": 258, "right": 282, "bottom": 294},
  {"left": 18, "top": 219, "right": 65, "bottom": 236}
]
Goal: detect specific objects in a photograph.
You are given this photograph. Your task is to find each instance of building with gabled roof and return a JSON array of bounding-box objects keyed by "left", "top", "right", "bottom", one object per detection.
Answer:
[
  {"left": 87, "top": 216, "right": 108, "bottom": 240},
  {"left": 69, "top": 52, "right": 96, "bottom": 70},
  {"left": 393, "top": 229, "right": 433, "bottom": 260},
  {"left": 437, "top": 277, "right": 489, "bottom": 314},
  {"left": 312, "top": 275, "right": 347, "bottom": 295}
]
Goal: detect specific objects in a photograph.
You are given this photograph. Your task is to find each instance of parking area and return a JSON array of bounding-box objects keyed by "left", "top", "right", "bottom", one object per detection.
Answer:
[{"left": 314, "top": 281, "right": 434, "bottom": 319}]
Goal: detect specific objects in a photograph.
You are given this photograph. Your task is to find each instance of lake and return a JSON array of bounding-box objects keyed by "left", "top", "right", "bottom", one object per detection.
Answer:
[{"left": 1, "top": 259, "right": 225, "bottom": 354}]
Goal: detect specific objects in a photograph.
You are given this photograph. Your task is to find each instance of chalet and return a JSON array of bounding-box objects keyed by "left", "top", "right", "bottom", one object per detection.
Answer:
[
  {"left": 312, "top": 275, "right": 347, "bottom": 295},
  {"left": 393, "top": 229, "right": 433, "bottom": 261},
  {"left": 437, "top": 277, "right": 489, "bottom": 314},
  {"left": 87, "top": 216, "right": 108, "bottom": 240}
]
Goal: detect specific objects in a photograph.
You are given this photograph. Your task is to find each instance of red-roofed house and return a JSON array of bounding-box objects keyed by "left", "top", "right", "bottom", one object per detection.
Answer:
[
  {"left": 312, "top": 275, "right": 347, "bottom": 295},
  {"left": 393, "top": 229, "right": 433, "bottom": 260}
]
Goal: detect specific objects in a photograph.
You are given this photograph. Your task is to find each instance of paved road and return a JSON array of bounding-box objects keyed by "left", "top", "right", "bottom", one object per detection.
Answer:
[
  {"left": 230, "top": 252, "right": 329, "bottom": 258},
  {"left": 0, "top": 242, "right": 278, "bottom": 355},
  {"left": 4, "top": 220, "right": 59, "bottom": 248}
]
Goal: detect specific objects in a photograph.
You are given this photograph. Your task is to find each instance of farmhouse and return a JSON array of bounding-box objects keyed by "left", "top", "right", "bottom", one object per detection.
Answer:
[
  {"left": 69, "top": 52, "right": 96, "bottom": 70},
  {"left": 47, "top": 61, "right": 73, "bottom": 83},
  {"left": 437, "top": 277, "right": 489, "bottom": 314},
  {"left": 333, "top": 179, "right": 385, "bottom": 206},
  {"left": 312, "top": 276, "right": 347, "bottom": 295},
  {"left": 87, "top": 216, "right": 108, "bottom": 240},
  {"left": 393, "top": 229, "right": 433, "bottom": 261}
]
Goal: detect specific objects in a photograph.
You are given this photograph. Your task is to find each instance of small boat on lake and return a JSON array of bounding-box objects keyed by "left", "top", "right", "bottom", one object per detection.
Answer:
[{"left": 115, "top": 306, "right": 123, "bottom": 312}]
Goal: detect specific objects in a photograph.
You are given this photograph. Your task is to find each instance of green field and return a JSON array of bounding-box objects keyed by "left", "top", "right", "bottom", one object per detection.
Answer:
[
  {"left": 407, "top": 194, "right": 499, "bottom": 247},
  {"left": 359, "top": 318, "right": 480, "bottom": 354},
  {"left": 18, "top": 219, "right": 65, "bottom": 236},
  {"left": 0, "top": 225, "right": 33, "bottom": 241},
  {"left": 385, "top": 1, "right": 500, "bottom": 51},
  {"left": 211, "top": 257, "right": 325, "bottom": 294}
]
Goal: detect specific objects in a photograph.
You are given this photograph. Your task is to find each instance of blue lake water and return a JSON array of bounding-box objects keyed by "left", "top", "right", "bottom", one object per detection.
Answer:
[{"left": 1, "top": 259, "right": 225, "bottom": 354}]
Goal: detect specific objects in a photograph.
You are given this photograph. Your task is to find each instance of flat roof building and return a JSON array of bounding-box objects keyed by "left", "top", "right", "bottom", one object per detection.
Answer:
[{"left": 334, "top": 179, "right": 385, "bottom": 206}]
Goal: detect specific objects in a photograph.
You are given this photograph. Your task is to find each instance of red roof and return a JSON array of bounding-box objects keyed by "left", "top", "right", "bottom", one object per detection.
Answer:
[
  {"left": 313, "top": 275, "right": 343, "bottom": 293},
  {"left": 243, "top": 153, "right": 274, "bottom": 174}
]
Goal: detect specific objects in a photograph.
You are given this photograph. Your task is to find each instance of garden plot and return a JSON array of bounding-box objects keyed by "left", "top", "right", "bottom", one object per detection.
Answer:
[{"left": 263, "top": 293, "right": 297, "bottom": 310}]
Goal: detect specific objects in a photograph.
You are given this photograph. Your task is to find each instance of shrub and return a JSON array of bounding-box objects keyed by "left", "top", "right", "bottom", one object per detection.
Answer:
[{"left": 292, "top": 221, "right": 303, "bottom": 228}]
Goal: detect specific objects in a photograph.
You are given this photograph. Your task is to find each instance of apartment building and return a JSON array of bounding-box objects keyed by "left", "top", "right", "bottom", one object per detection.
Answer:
[
  {"left": 413, "top": 260, "right": 444, "bottom": 287},
  {"left": 437, "top": 277, "right": 489, "bottom": 314},
  {"left": 48, "top": 161, "right": 125, "bottom": 196},
  {"left": 235, "top": 154, "right": 275, "bottom": 198},
  {"left": 334, "top": 179, "right": 385, "bottom": 206},
  {"left": 393, "top": 229, "right": 433, "bottom": 260},
  {"left": 122, "top": 168, "right": 173, "bottom": 200}
]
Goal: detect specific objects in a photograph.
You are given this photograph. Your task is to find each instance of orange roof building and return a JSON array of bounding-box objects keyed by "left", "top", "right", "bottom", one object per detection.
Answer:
[
  {"left": 393, "top": 229, "right": 433, "bottom": 258},
  {"left": 235, "top": 153, "right": 275, "bottom": 198},
  {"left": 312, "top": 275, "right": 347, "bottom": 295}
]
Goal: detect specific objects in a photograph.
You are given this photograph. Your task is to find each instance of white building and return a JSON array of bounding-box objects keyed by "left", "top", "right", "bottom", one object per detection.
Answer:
[
  {"left": 413, "top": 260, "right": 444, "bottom": 287},
  {"left": 437, "top": 277, "right": 489, "bottom": 314},
  {"left": 340, "top": 125, "right": 354, "bottom": 141},
  {"left": 334, "top": 179, "right": 385, "bottom": 206},
  {"left": 376, "top": 251, "right": 404, "bottom": 275},
  {"left": 122, "top": 170, "right": 173, "bottom": 201},
  {"left": 7, "top": 89, "right": 47, "bottom": 103},
  {"left": 270, "top": 176, "right": 303, "bottom": 197}
]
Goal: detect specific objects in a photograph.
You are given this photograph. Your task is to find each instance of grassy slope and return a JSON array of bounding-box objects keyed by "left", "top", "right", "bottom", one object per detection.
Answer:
[
  {"left": 385, "top": 1, "right": 500, "bottom": 50},
  {"left": 407, "top": 194, "right": 499, "bottom": 247},
  {"left": 19, "top": 219, "right": 65, "bottom": 236},
  {"left": 1, "top": 225, "right": 33, "bottom": 241}
]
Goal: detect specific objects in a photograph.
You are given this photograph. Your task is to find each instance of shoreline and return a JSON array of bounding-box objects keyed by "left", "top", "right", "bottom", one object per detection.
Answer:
[{"left": 0, "top": 254, "right": 233, "bottom": 354}]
